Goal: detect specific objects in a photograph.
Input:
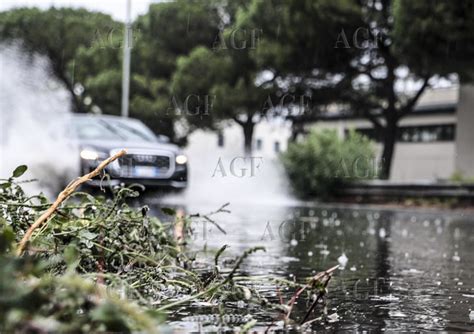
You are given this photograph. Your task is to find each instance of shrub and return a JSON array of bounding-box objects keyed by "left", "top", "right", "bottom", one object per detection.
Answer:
[
  {"left": 281, "top": 129, "right": 377, "bottom": 198},
  {"left": 450, "top": 170, "right": 474, "bottom": 184}
]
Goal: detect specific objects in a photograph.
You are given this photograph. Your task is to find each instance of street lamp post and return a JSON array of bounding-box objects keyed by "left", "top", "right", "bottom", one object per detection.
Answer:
[{"left": 121, "top": 0, "right": 132, "bottom": 118}]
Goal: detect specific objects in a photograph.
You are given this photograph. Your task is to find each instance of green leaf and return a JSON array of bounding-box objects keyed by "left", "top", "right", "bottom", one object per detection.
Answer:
[
  {"left": 0, "top": 224, "right": 15, "bottom": 253},
  {"left": 0, "top": 182, "right": 11, "bottom": 189},
  {"left": 161, "top": 207, "right": 176, "bottom": 216},
  {"left": 12, "top": 165, "right": 28, "bottom": 178},
  {"left": 214, "top": 244, "right": 228, "bottom": 266},
  {"left": 64, "top": 244, "right": 79, "bottom": 266},
  {"left": 39, "top": 194, "right": 49, "bottom": 205},
  {"left": 79, "top": 230, "right": 97, "bottom": 240}
]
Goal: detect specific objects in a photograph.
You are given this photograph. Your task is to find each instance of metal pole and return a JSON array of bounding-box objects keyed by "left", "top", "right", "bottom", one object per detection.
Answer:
[{"left": 121, "top": 0, "right": 132, "bottom": 117}]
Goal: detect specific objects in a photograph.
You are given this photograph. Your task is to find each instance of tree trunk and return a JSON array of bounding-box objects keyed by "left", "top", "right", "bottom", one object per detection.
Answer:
[
  {"left": 374, "top": 77, "right": 430, "bottom": 180},
  {"left": 242, "top": 120, "right": 255, "bottom": 155},
  {"left": 289, "top": 122, "right": 304, "bottom": 142},
  {"left": 68, "top": 88, "right": 85, "bottom": 113},
  {"left": 380, "top": 118, "right": 398, "bottom": 180}
]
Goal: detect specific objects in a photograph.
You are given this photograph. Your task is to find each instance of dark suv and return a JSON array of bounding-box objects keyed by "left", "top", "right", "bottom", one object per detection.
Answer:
[{"left": 72, "top": 114, "right": 187, "bottom": 190}]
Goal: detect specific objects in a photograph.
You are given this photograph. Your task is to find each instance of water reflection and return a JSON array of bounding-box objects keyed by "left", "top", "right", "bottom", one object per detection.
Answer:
[{"left": 147, "top": 201, "right": 474, "bottom": 332}]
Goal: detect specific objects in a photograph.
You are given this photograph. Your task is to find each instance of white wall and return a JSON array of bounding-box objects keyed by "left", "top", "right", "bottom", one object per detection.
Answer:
[
  {"left": 389, "top": 143, "right": 455, "bottom": 181},
  {"left": 455, "top": 84, "right": 474, "bottom": 177},
  {"left": 186, "top": 119, "right": 292, "bottom": 160},
  {"left": 252, "top": 120, "right": 292, "bottom": 158}
]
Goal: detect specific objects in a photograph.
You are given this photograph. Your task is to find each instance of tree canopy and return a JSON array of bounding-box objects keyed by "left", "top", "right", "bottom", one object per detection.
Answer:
[
  {"left": 1, "top": 0, "right": 473, "bottom": 169},
  {"left": 171, "top": 10, "right": 276, "bottom": 152},
  {"left": 0, "top": 7, "right": 119, "bottom": 113},
  {"left": 239, "top": 0, "right": 474, "bottom": 178},
  {"left": 393, "top": 0, "right": 474, "bottom": 81}
]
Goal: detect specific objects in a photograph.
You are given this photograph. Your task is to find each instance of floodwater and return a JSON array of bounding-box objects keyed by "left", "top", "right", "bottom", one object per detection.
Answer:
[{"left": 147, "top": 201, "right": 474, "bottom": 332}]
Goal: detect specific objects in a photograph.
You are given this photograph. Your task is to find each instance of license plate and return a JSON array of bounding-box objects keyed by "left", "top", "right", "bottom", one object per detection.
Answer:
[{"left": 133, "top": 166, "right": 159, "bottom": 178}]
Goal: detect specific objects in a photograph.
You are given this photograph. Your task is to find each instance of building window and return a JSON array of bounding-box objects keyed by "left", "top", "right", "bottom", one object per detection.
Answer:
[
  {"left": 398, "top": 124, "right": 456, "bottom": 142},
  {"left": 217, "top": 131, "right": 224, "bottom": 147},
  {"left": 255, "top": 138, "right": 263, "bottom": 150},
  {"left": 274, "top": 141, "right": 280, "bottom": 153},
  {"left": 349, "top": 124, "right": 456, "bottom": 143}
]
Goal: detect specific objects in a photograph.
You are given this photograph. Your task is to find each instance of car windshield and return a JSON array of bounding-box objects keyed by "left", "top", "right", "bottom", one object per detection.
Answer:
[{"left": 73, "top": 117, "right": 157, "bottom": 142}]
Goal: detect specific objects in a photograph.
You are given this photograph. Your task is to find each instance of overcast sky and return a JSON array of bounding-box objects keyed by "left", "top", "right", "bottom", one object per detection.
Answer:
[{"left": 0, "top": 0, "right": 161, "bottom": 21}]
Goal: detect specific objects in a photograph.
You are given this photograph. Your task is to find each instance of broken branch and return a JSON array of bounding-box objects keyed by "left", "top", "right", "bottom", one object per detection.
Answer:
[{"left": 16, "top": 149, "right": 127, "bottom": 255}]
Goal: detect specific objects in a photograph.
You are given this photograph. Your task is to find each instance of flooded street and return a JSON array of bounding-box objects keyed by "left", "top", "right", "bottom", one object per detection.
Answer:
[{"left": 146, "top": 200, "right": 474, "bottom": 332}]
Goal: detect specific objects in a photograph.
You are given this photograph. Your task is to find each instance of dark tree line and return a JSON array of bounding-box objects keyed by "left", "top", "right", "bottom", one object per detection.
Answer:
[{"left": 1, "top": 0, "right": 473, "bottom": 177}]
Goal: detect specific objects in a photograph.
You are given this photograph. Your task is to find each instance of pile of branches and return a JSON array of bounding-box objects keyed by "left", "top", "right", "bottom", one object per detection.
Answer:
[{"left": 0, "top": 151, "right": 338, "bottom": 333}]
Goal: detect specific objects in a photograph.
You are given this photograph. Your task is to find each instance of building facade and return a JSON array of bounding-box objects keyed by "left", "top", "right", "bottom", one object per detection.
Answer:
[{"left": 185, "top": 85, "right": 473, "bottom": 182}]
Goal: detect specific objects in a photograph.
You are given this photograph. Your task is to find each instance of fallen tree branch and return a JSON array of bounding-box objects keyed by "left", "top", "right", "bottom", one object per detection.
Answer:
[
  {"left": 300, "top": 273, "right": 333, "bottom": 324},
  {"left": 280, "top": 264, "right": 339, "bottom": 326},
  {"left": 16, "top": 149, "right": 127, "bottom": 256}
]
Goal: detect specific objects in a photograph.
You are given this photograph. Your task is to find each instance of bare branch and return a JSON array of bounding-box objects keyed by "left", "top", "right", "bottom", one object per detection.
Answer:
[
  {"left": 399, "top": 77, "right": 431, "bottom": 118},
  {"left": 364, "top": 111, "right": 384, "bottom": 130},
  {"left": 232, "top": 116, "right": 245, "bottom": 126},
  {"left": 16, "top": 149, "right": 128, "bottom": 255}
]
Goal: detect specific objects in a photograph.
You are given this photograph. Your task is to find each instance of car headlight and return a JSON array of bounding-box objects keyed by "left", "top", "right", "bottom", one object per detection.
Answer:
[
  {"left": 175, "top": 154, "right": 187, "bottom": 164},
  {"left": 80, "top": 149, "right": 100, "bottom": 160}
]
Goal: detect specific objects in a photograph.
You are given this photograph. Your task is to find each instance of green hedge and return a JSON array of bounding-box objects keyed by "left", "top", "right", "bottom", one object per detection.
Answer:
[{"left": 281, "top": 129, "right": 377, "bottom": 198}]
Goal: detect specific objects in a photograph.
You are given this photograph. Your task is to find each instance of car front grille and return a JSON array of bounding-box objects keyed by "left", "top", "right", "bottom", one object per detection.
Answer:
[
  {"left": 120, "top": 154, "right": 170, "bottom": 168},
  {"left": 118, "top": 154, "right": 171, "bottom": 176}
]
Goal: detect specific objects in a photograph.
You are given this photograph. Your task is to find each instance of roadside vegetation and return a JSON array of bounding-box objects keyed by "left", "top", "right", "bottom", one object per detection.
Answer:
[
  {"left": 0, "top": 158, "right": 339, "bottom": 332},
  {"left": 281, "top": 130, "right": 377, "bottom": 199},
  {"left": 450, "top": 171, "right": 474, "bottom": 184}
]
